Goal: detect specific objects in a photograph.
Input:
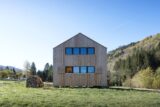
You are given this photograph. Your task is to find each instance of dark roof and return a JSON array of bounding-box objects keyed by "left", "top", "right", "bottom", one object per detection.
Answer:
[{"left": 54, "top": 33, "right": 107, "bottom": 49}]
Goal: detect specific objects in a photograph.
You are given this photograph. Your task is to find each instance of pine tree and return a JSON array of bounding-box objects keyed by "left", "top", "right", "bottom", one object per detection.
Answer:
[{"left": 30, "top": 62, "right": 36, "bottom": 75}]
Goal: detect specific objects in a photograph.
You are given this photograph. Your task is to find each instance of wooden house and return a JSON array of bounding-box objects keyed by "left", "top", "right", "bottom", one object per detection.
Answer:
[{"left": 53, "top": 33, "right": 108, "bottom": 87}]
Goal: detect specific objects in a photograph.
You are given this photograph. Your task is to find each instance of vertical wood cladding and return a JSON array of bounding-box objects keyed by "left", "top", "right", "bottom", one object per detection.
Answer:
[{"left": 53, "top": 33, "right": 108, "bottom": 87}]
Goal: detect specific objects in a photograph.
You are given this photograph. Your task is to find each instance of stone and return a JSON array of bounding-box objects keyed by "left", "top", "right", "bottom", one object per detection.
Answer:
[{"left": 26, "top": 75, "right": 44, "bottom": 88}]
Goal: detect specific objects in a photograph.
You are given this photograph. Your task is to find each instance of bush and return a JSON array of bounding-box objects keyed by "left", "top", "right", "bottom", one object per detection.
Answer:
[{"left": 127, "top": 67, "right": 154, "bottom": 88}]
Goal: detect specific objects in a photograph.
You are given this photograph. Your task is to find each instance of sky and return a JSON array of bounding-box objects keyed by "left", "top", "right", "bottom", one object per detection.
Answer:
[{"left": 0, "top": 0, "right": 160, "bottom": 70}]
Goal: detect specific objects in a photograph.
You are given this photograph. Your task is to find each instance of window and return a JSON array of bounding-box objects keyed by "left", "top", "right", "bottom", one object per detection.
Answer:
[
  {"left": 88, "top": 66, "right": 95, "bottom": 73},
  {"left": 65, "top": 48, "right": 72, "bottom": 55},
  {"left": 88, "top": 47, "right": 95, "bottom": 54},
  {"left": 65, "top": 66, "right": 95, "bottom": 73},
  {"left": 80, "top": 48, "right": 87, "bottom": 54},
  {"left": 80, "top": 66, "right": 87, "bottom": 73},
  {"left": 73, "top": 48, "right": 80, "bottom": 55},
  {"left": 65, "top": 47, "right": 95, "bottom": 55},
  {"left": 65, "top": 66, "right": 73, "bottom": 73},
  {"left": 73, "top": 66, "right": 80, "bottom": 73}
]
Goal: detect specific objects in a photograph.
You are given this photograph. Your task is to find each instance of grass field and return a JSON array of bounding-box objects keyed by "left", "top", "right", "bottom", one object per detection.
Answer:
[{"left": 0, "top": 81, "right": 160, "bottom": 107}]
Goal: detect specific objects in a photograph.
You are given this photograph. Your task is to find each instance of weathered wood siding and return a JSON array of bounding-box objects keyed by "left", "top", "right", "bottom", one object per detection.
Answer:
[{"left": 53, "top": 33, "right": 107, "bottom": 87}]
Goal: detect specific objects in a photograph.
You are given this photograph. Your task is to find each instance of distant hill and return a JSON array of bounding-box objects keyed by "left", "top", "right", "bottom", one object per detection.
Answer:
[
  {"left": 107, "top": 33, "right": 160, "bottom": 73},
  {"left": 0, "top": 65, "right": 22, "bottom": 72}
]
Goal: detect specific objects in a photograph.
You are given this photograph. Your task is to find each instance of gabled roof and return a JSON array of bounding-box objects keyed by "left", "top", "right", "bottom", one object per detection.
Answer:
[{"left": 54, "top": 33, "right": 107, "bottom": 49}]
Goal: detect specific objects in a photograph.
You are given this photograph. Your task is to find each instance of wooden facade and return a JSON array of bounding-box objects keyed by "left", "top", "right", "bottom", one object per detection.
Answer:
[{"left": 53, "top": 33, "right": 108, "bottom": 87}]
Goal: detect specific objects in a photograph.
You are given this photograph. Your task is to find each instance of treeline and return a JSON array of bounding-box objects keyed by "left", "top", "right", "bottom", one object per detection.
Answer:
[
  {"left": 0, "top": 68, "right": 23, "bottom": 79},
  {"left": 24, "top": 62, "right": 53, "bottom": 82},
  {"left": 0, "top": 62, "right": 53, "bottom": 82},
  {"left": 111, "top": 46, "right": 160, "bottom": 88}
]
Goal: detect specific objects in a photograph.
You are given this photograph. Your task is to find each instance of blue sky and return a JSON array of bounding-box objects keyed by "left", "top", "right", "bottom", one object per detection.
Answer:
[{"left": 0, "top": 0, "right": 160, "bottom": 70}]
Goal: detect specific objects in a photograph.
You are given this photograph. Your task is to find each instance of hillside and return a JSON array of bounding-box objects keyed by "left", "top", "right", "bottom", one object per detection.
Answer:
[
  {"left": 108, "top": 33, "right": 160, "bottom": 73},
  {"left": 0, "top": 65, "right": 22, "bottom": 72},
  {"left": 107, "top": 33, "right": 160, "bottom": 88}
]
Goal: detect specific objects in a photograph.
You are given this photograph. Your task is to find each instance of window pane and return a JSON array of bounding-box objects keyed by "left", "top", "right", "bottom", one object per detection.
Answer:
[
  {"left": 73, "top": 48, "right": 80, "bottom": 55},
  {"left": 65, "top": 66, "right": 73, "bottom": 73},
  {"left": 80, "top": 48, "right": 87, "bottom": 55},
  {"left": 88, "top": 66, "right": 95, "bottom": 73},
  {"left": 73, "top": 66, "right": 80, "bottom": 73},
  {"left": 80, "top": 66, "right": 87, "bottom": 73},
  {"left": 65, "top": 48, "right": 72, "bottom": 55},
  {"left": 88, "top": 48, "right": 95, "bottom": 54}
]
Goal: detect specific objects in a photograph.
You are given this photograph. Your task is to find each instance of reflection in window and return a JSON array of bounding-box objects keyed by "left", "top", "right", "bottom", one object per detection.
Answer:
[
  {"left": 65, "top": 48, "right": 72, "bottom": 55},
  {"left": 80, "top": 48, "right": 87, "bottom": 54},
  {"left": 80, "top": 66, "right": 87, "bottom": 73},
  {"left": 73, "top": 48, "right": 80, "bottom": 55},
  {"left": 88, "top": 47, "right": 95, "bottom": 54},
  {"left": 65, "top": 66, "right": 73, "bottom": 73},
  {"left": 73, "top": 66, "right": 80, "bottom": 73},
  {"left": 88, "top": 66, "right": 95, "bottom": 73}
]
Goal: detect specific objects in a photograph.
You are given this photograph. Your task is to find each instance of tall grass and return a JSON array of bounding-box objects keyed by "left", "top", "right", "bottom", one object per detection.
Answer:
[{"left": 0, "top": 80, "right": 160, "bottom": 107}]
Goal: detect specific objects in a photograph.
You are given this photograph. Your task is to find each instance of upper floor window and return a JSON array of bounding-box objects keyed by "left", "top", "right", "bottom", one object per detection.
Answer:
[
  {"left": 73, "top": 48, "right": 80, "bottom": 55},
  {"left": 65, "top": 48, "right": 72, "bottom": 55},
  {"left": 80, "top": 48, "right": 87, "bottom": 54},
  {"left": 88, "top": 47, "right": 95, "bottom": 54},
  {"left": 65, "top": 47, "right": 95, "bottom": 55}
]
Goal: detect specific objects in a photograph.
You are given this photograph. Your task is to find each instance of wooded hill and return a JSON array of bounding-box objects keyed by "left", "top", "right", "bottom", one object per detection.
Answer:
[{"left": 108, "top": 33, "right": 160, "bottom": 88}]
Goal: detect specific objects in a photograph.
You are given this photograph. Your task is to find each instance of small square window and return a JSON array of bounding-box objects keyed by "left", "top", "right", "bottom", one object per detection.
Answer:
[
  {"left": 65, "top": 48, "right": 72, "bottom": 55},
  {"left": 73, "top": 48, "right": 80, "bottom": 55},
  {"left": 80, "top": 48, "right": 87, "bottom": 55},
  {"left": 88, "top": 66, "right": 95, "bottom": 73},
  {"left": 73, "top": 66, "right": 80, "bottom": 73},
  {"left": 65, "top": 66, "right": 73, "bottom": 73},
  {"left": 88, "top": 47, "right": 95, "bottom": 54},
  {"left": 80, "top": 66, "right": 87, "bottom": 73}
]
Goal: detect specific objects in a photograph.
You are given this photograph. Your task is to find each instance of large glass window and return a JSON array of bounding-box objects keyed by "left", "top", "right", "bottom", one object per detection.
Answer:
[
  {"left": 88, "top": 66, "right": 95, "bottom": 73},
  {"left": 88, "top": 47, "right": 95, "bottom": 54},
  {"left": 65, "top": 66, "right": 95, "bottom": 73},
  {"left": 65, "top": 66, "right": 73, "bottom": 73},
  {"left": 65, "top": 48, "right": 72, "bottom": 55},
  {"left": 80, "top": 48, "right": 87, "bottom": 55},
  {"left": 65, "top": 47, "right": 95, "bottom": 55},
  {"left": 73, "top": 66, "right": 80, "bottom": 73},
  {"left": 73, "top": 48, "right": 80, "bottom": 55},
  {"left": 80, "top": 66, "right": 87, "bottom": 73}
]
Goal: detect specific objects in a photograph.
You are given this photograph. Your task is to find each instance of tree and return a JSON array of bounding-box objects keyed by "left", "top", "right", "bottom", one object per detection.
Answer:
[
  {"left": 30, "top": 62, "right": 36, "bottom": 75},
  {"left": 48, "top": 65, "right": 53, "bottom": 82},
  {"left": 23, "top": 60, "right": 31, "bottom": 77},
  {"left": 43, "top": 63, "right": 50, "bottom": 81},
  {"left": 12, "top": 68, "right": 16, "bottom": 79},
  {"left": 37, "top": 70, "right": 44, "bottom": 81}
]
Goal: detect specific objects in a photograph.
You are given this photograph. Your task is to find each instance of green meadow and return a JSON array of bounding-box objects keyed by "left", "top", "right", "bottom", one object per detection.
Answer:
[{"left": 0, "top": 80, "right": 160, "bottom": 107}]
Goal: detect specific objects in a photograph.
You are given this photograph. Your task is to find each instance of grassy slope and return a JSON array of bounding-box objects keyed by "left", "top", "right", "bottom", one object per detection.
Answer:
[{"left": 0, "top": 81, "right": 160, "bottom": 107}]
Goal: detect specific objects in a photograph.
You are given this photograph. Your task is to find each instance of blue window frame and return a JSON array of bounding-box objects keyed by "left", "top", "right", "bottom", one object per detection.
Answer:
[
  {"left": 88, "top": 66, "right": 95, "bottom": 73},
  {"left": 73, "top": 66, "right": 80, "bottom": 73},
  {"left": 65, "top": 48, "right": 72, "bottom": 55},
  {"left": 80, "top": 66, "right": 87, "bottom": 73},
  {"left": 88, "top": 47, "right": 95, "bottom": 54},
  {"left": 73, "top": 48, "right": 80, "bottom": 55},
  {"left": 65, "top": 47, "right": 95, "bottom": 55},
  {"left": 80, "top": 48, "right": 87, "bottom": 55},
  {"left": 88, "top": 48, "right": 95, "bottom": 54}
]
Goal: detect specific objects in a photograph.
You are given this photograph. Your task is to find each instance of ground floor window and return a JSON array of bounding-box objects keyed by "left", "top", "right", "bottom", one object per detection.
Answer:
[
  {"left": 65, "top": 66, "right": 95, "bottom": 73},
  {"left": 73, "top": 66, "right": 80, "bottom": 73},
  {"left": 65, "top": 66, "right": 73, "bottom": 73}
]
